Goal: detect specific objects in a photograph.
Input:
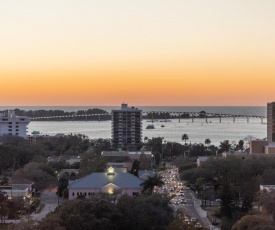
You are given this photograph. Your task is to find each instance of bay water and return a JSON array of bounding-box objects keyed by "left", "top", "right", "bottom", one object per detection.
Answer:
[{"left": 10, "top": 106, "right": 266, "bottom": 146}]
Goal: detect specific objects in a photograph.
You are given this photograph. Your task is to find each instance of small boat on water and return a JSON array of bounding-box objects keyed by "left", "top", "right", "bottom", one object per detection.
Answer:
[
  {"left": 161, "top": 125, "right": 165, "bottom": 128},
  {"left": 146, "top": 124, "right": 155, "bottom": 129},
  {"left": 31, "top": 131, "right": 40, "bottom": 135}
]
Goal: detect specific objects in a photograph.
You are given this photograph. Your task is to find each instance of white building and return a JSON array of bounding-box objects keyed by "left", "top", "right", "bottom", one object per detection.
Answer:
[
  {"left": 68, "top": 167, "right": 144, "bottom": 200},
  {"left": 0, "top": 110, "right": 31, "bottom": 138}
]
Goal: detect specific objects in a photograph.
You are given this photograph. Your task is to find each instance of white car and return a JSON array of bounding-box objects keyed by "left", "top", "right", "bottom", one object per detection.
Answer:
[
  {"left": 195, "top": 223, "right": 202, "bottom": 228},
  {"left": 191, "top": 217, "right": 197, "bottom": 222},
  {"left": 179, "top": 191, "right": 185, "bottom": 196}
]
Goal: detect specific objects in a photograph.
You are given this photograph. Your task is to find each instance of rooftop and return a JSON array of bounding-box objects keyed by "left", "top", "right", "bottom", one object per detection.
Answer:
[
  {"left": 68, "top": 171, "right": 144, "bottom": 189},
  {"left": 112, "top": 103, "right": 142, "bottom": 112},
  {"left": 11, "top": 177, "right": 34, "bottom": 185}
]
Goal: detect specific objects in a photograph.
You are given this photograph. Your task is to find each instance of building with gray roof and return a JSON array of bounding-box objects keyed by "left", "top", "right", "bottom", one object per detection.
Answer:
[{"left": 67, "top": 167, "right": 144, "bottom": 200}]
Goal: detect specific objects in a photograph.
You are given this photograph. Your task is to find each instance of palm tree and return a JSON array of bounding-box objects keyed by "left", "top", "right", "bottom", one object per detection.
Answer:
[
  {"left": 205, "top": 138, "right": 211, "bottom": 146},
  {"left": 140, "top": 173, "right": 164, "bottom": 194},
  {"left": 219, "top": 140, "right": 231, "bottom": 152},
  {"left": 182, "top": 134, "right": 189, "bottom": 145},
  {"left": 205, "top": 138, "right": 211, "bottom": 155},
  {"left": 144, "top": 136, "right": 148, "bottom": 143},
  {"left": 238, "top": 140, "right": 244, "bottom": 151}
]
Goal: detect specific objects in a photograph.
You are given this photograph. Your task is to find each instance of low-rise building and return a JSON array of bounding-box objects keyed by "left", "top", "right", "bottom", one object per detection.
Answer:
[
  {"left": 67, "top": 167, "right": 144, "bottom": 200},
  {"left": 1, "top": 177, "right": 34, "bottom": 199},
  {"left": 58, "top": 169, "right": 79, "bottom": 179},
  {"left": 101, "top": 150, "right": 153, "bottom": 170},
  {"left": 250, "top": 140, "right": 269, "bottom": 154},
  {"left": 250, "top": 140, "right": 275, "bottom": 154},
  {"left": 260, "top": 185, "right": 275, "bottom": 193},
  {"left": 222, "top": 151, "right": 248, "bottom": 158},
  {"left": 197, "top": 156, "right": 209, "bottom": 167}
]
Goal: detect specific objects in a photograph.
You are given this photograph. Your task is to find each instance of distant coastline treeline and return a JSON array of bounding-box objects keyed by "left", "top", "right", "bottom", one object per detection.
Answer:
[{"left": 2, "top": 108, "right": 111, "bottom": 121}]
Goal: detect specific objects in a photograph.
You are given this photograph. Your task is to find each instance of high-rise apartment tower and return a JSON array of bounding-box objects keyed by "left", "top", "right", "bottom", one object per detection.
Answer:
[
  {"left": 0, "top": 110, "right": 31, "bottom": 138},
  {"left": 267, "top": 102, "right": 275, "bottom": 143},
  {"left": 111, "top": 104, "right": 142, "bottom": 148}
]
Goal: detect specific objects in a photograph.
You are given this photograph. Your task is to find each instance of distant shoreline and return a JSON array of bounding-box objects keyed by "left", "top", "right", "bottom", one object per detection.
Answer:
[{"left": 0, "top": 106, "right": 267, "bottom": 117}]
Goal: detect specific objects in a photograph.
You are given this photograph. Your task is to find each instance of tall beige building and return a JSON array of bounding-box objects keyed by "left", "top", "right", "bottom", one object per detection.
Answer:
[
  {"left": 267, "top": 102, "right": 275, "bottom": 143},
  {"left": 111, "top": 104, "right": 142, "bottom": 148}
]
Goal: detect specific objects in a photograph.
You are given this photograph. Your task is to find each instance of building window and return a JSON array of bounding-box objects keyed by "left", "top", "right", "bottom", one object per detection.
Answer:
[
  {"left": 133, "top": 192, "right": 139, "bottom": 196},
  {"left": 72, "top": 192, "right": 75, "bottom": 196}
]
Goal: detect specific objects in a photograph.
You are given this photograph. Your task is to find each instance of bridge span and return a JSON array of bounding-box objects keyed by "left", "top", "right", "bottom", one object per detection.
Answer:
[{"left": 31, "top": 111, "right": 267, "bottom": 124}]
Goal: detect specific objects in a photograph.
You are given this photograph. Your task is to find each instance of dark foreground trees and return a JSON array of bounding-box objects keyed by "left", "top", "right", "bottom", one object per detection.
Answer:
[
  {"left": 231, "top": 215, "right": 275, "bottom": 230},
  {"left": 12, "top": 194, "right": 173, "bottom": 230},
  {"left": 179, "top": 154, "right": 275, "bottom": 229}
]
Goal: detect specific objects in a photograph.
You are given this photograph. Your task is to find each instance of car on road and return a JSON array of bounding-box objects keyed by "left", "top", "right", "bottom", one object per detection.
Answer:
[
  {"left": 191, "top": 217, "right": 197, "bottom": 222},
  {"left": 179, "top": 191, "right": 185, "bottom": 196},
  {"left": 195, "top": 223, "right": 202, "bottom": 228},
  {"left": 180, "top": 199, "right": 186, "bottom": 204}
]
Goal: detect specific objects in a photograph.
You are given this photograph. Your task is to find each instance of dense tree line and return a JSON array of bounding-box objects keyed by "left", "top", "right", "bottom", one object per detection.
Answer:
[
  {"left": 0, "top": 135, "right": 112, "bottom": 190},
  {"left": 178, "top": 155, "right": 275, "bottom": 229},
  {"left": 0, "top": 135, "right": 89, "bottom": 174},
  {"left": 5, "top": 108, "right": 111, "bottom": 121},
  {"left": 8, "top": 194, "right": 173, "bottom": 230}
]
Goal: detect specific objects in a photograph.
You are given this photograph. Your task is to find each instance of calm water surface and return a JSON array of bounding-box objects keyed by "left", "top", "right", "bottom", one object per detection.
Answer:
[
  {"left": 29, "top": 117, "right": 267, "bottom": 146},
  {"left": 0, "top": 106, "right": 267, "bottom": 145}
]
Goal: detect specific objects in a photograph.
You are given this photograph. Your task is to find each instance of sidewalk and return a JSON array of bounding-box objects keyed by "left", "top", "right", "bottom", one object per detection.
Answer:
[
  {"left": 31, "top": 187, "right": 62, "bottom": 221},
  {"left": 1, "top": 188, "right": 62, "bottom": 225},
  {"left": 31, "top": 203, "right": 58, "bottom": 221},
  {"left": 189, "top": 190, "right": 215, "bottom": 229}
]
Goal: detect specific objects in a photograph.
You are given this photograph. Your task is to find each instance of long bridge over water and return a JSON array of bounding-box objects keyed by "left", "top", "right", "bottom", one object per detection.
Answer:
[{"left": 31, "top": 111, "right": 267, "bottom": 124}]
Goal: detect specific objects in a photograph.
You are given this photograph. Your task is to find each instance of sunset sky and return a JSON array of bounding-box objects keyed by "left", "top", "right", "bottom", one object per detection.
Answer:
[{"left": 1, "top": 0, "right": 275, "bottom": 106}]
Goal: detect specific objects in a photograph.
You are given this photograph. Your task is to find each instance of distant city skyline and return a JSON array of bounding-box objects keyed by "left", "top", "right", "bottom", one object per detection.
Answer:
[{"left": 1, "top": 1, "right": 275, "bottom": 106}]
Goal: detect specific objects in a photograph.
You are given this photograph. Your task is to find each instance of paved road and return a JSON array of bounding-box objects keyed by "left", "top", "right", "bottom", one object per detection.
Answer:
[
  {"left": 31, "top": 187, "right": 64, "bottom": 221},
  {"left": 160, "top": 165, "right": 215, "bottom": 229}
]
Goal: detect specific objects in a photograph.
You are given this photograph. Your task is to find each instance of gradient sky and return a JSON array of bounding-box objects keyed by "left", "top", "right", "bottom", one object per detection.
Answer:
[{"left": 1, "top": 0, "right": 275, "bottom": 106}]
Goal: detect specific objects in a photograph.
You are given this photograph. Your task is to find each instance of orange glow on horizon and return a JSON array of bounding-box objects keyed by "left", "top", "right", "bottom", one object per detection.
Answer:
[{"left": 1, "top": 1, "right": 275, "bottom": 106}]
